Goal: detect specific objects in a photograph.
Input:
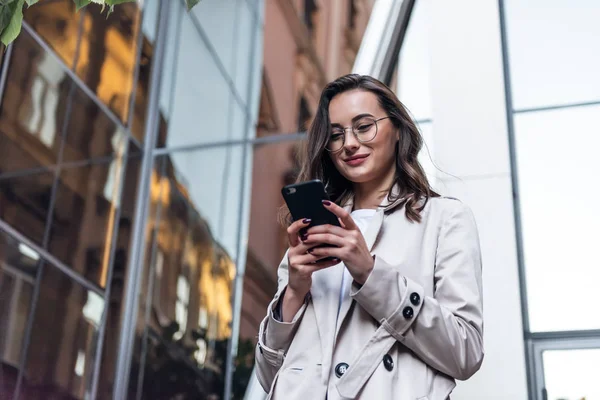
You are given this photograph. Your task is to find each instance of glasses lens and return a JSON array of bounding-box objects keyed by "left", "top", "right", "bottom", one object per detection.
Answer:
[
  {"left": 327, "top": 129, "right": 345, "bottom": 152},
  {"left": 353, "top": 118, "right": 377, "bottom": 142}
]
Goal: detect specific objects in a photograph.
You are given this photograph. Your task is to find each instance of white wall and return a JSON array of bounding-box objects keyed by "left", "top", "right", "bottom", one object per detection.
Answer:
[{"left": 427, "top": 0, "right": 529, "bottom": 398}]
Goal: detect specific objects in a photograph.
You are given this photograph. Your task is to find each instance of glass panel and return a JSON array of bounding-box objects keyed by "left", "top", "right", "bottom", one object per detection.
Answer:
[
  {"left": 515, "top": 105, "right": 600, "bottom": 332},
  {"left": 233, "top": 0, "right": 257, "bottom": 98},
  {"left": 130, "top": 0, "right": 160, "bottom": 142},
  {"left": 191, "top": 0, "right": 238, "bottom": 78},
  {"left": 23, "top": 0, "right": 82, "bottom": 69},
  {"left": 543, "top": 348, "right": 600, "bottom": 400},
  {"left": 157, "top": 1, "right": 235, "bottom": 148},
  {"left": 95, "top": 152, "right": 141, "bottom": 399},
  {"left": 396, "top": 0, "right": 432, "bottom": 121},
  {"left": 505, "top": 0, "right": 600, "bottom": 109},
  {"left": 20, "top": 264, "right": 104, "bottom": 399},
  {"left": 0, "top": 30, "right": 68, "bottom": 245},
  {"left": 0, "top": 230, "right": 39, "bottom": 398},
  {"left": 75, "top": 2, "right": 141, "bottom": 123},
  {"left": 61, "top": 86, "right": 129, "bottom": 163},
  {"left": 0, "top": 30, "right": 70, "bottom": 169},
  {"left": 47, "top": 142, "right": 139, "bottom": 287},
  {"left": 133, "top": 147, "right": 244, "bottom": 399}
]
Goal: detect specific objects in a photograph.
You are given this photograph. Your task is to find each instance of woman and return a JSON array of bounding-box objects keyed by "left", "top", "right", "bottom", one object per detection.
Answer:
[{"left": 255, "top": 74, "right": 483, "bottom": 399}]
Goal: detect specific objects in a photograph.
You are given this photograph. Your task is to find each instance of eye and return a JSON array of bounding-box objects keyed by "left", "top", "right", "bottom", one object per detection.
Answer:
[
  {"left": 330, "top": 133, "right": 344, "bottom": 141},
  {"left": 355, "top": 123, "right": 374, "bottom": 133}
]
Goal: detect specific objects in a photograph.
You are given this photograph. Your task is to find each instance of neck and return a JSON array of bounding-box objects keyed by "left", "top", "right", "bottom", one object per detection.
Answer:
[{"left": 352, "top": 167, "right": 396, "bottom": 210}]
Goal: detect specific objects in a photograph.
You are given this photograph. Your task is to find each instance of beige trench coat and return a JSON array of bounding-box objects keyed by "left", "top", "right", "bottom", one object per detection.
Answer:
[{"left": 255, "top": 196, "right": 484, "bottom": 400}]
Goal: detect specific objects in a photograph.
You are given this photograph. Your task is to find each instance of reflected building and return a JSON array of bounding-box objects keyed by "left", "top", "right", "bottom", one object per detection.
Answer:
[{"left": 0, "top": 0, "right": 263, "bottom": 399}]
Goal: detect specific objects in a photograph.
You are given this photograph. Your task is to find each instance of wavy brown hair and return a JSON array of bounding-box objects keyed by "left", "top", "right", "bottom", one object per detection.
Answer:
[{"left": 285, "top": 74, "right": 438, "bottom": 223}]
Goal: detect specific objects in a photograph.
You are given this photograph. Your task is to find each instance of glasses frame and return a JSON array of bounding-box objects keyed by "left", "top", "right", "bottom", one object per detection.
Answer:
[{"left": 325, "top": 116, "right": 391, "bottom": 153}]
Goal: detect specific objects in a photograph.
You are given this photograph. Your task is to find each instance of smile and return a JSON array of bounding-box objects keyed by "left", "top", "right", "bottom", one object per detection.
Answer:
[{"left": 344, "top": 154, "right": 369, "bottom": 166}]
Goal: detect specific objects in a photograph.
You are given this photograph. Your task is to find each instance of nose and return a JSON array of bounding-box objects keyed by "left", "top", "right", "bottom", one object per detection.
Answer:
[{"left": 343, "top": 129, "right": 360, "bottom": 151}]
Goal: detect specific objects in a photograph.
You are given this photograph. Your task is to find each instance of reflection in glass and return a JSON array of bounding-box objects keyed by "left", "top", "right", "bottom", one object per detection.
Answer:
[
  {"left": 157, "top": 1, "right": 234, "bottom": 148},
  {"left": 0, "top": 31, "right": 69, "bottom": 167},
  {"left": 20, "top": 264, "right": 104, "bottom": 400},
  {"left": 48, "top": 144, "right": 138, "bottom": 288},
  {"left": 0, "top": 30, "right": 70, "bottom": 245},
  {"left": 23, "top": 0, "right": 82, "bottom": 69},
  {"left": 128, "top": 149, "right": 243, "bottom": 399},
  {"left": 505, "top": 0, "right": 600, "bottom": 109},
  {"left": 0, "top": 230, "right": 39, "bottom": 398},
  {"left": 75, "top": 2, "right": 141, "bottom": 123},
  {"left": 543, "top": 348, "right": 600, "bottom": 400},
  {"left": 515, "top": 106, "right": 600, "bottom": 332},
  {"left": 61, "top": 85, "right": 129, "bottom": 163}
]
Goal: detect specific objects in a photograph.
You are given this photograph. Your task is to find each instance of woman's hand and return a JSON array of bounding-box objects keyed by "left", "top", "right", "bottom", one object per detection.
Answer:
[
  {"left": 282, "top": 218, "right": 341, "bottom": 321},
  {"left": 303, "top": 201, "right": 375, "bottom": 285}
]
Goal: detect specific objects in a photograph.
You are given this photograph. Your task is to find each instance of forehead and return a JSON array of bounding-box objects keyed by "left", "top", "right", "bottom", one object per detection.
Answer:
[{"left": 328, "top": 90, "right": 382, "bottom": 124}]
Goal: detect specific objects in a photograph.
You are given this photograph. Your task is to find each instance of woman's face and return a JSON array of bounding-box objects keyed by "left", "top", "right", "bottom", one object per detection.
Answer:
[{"left": 327, "top": 89, "right": 398, "bottom": 186}]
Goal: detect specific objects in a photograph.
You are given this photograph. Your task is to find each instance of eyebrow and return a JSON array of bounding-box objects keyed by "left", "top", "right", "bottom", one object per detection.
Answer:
[{"left": 330, "top": 113, "right": 375, "bottom": 127}]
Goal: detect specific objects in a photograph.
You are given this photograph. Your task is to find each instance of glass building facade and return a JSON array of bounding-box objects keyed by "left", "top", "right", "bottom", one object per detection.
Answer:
[{"left": 0, "top": 0, "right": 264, "bottom": 399}]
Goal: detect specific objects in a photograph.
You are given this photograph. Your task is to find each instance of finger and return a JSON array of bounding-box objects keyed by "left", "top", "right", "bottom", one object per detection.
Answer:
[
  {"left": 303, "top": 233, "right": 346, "bottom": 247},
  {"left": 306, "top": 224, "right": 349, "bottom": 237},
  {"left": 322, "top": 200, "right": 358, "bottom": 230},
  {"left": 301, "top": 257, "right": 341, "bottom": 273},
  {"left": 289, "top": 251, "right": 323, "bottom": 266},
  {"left": 307, "top": 246, "right": 342, "bottom": 260},
  {"left": 287, "top": 218, "right": 312, "bottom": 246}
]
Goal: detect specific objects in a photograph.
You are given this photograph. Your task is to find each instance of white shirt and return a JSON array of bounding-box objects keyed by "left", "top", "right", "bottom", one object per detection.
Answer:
[{"left": 337, "top": 209, "right": 377, "bottom": 316}]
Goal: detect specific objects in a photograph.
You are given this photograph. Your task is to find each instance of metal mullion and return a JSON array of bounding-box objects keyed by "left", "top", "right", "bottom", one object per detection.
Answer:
[
  {"left": 112, "top": 0, "right": 170, "bottom": 396},
  {"left": 513, "top": 99, "right": 600, "bottom": 115},
  {"left": 0, "top": 43, "right": 14, "bottom": 108},
  {"left": 529, "top": 329, "right": 600, "bottom": 341},
  {"left": 21, "top": 22, "right": 135, "bottom": 142},
  {"left": 134, "top": 157, "right": 167, "bottom": 400},
  {"left": 152, "top": 131, "right": 308, "bottom": 156},
  {"left": 88, "top": 141, "right": 132, "bottom": 399},
  {"left": 0, "top": 220, "right": 103, "bottom": 296},
  {"left": 498, "top": 1, "right": 534, "bottom": 400}
]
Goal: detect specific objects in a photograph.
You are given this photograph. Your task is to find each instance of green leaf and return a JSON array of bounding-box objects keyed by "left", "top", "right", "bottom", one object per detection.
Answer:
[
  {"left": 104, "top": 0, "right": 137, "bottom": 5},
  {"left": 25, "top": 0, "right": 39, "bottom": 6},
  {"left": 72, "top": 0, "right": 91, "bottom": 12},
  {"left": 186, "top": 0, "right": 200, "bottom": 11},
  {"left": 0, "top": 0, "right": 24, "bottom": 46}
]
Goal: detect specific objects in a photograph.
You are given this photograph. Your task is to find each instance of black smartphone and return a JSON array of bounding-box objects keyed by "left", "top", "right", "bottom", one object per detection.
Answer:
[
  {"left": 281, "top": 180, "right": 341, "bottom": 262},
  {"left": 281, "top": 179, "right": 341, "bottom": 230}
]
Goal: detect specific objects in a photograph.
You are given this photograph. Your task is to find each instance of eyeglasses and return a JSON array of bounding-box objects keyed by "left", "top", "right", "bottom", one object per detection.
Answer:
[{"left": 326, "top": 116, "right": 391, "bottom": 153}]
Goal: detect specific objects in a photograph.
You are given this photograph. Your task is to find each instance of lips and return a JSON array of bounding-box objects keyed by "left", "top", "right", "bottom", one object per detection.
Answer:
[{"left": 344, "top": 154, "right": 369, "bottom": 166}]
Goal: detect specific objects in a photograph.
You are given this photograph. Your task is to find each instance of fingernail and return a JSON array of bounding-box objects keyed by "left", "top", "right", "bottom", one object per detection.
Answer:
[
  {"left": 332, "top": 258, "right": 340, "bottom": 263},
  {"left": 322, "top": 200, "right": 331, "bottom": 206},
  {"left": 307, "top": 248, "right": 313, "bottom": 253},
  {"left": 302, "top": 218, "right": 311, "bottom": 224},
  {"left": 301, "top": 234, "right": 308, "bottom": 241}
]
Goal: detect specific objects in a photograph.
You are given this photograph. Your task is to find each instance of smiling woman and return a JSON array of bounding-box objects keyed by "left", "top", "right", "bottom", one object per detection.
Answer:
[{"left": 255, "top": 74, "right": 484, "bottom": 400}]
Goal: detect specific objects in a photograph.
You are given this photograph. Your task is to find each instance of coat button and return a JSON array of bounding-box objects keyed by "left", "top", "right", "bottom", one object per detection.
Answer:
[
  {"left": 335, "top": 362, "right": 349, "bottom": 378},
  {"left": 410, "top": 292, "right": 421, "bottom": 306},
  {"left": 403, "top": 306, "right": 414, "bottom": 319},
  {"left": 383, "top": 354, "right": 394, "bottom": 371}
]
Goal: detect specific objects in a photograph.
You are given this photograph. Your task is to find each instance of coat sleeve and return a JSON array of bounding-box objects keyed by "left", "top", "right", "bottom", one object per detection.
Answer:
[
  {"left": 350, "top": 201, "right": 484, "bottom": 380},
  {"left": 254, "top": 252, "right": 309, "bottom": 392}
]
